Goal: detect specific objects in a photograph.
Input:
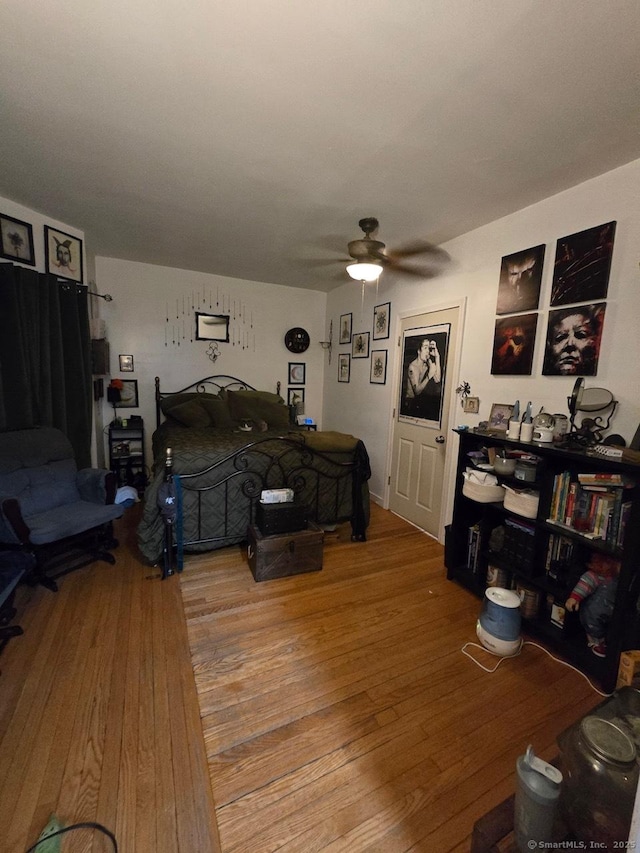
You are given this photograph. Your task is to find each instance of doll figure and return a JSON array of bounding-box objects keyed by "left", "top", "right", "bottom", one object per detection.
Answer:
[{"left": 565, "top": 552, "right": 619, "bottom": 658}]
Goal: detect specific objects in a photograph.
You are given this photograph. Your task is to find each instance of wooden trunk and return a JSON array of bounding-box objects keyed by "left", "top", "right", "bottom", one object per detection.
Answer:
[{"left": 247, "top": 522, "right": 323, "bottom": 581}]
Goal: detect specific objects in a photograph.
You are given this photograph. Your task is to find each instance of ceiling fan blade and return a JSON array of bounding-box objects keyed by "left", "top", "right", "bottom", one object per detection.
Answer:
[{"left": 385, "top": 241, "right": 450, "bottom": 263}]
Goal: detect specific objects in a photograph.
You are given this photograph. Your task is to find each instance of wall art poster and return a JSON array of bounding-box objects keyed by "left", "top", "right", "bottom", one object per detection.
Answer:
[
  {"left": 495, "top": 244, "right": 545, "bottom": 315},
  {"left": 373, "top": 302, "right": 390, "bottom": 340},
  {"left": 542, "top": 302, "right": 606, "bottom": 376},
  {"left": 44, "top": 225, "right": 84, "bottom": 283},
  {"left": 491, "top": 313, "right": 538, "bottom": 375},
  {"left": 370, "top": 350, "right": 387, "bottom": 384},
  {"left": 550, "top": 221, "right": 616, "bottom": 306},
  {"left": 339, "top": 313, "right": 352, "bottom": 344},
  {"left": 0, "top": 213, "right": 35, "bottom": 265},
  {"left": 398, "top": 324, "right": 450, "bottom": 428}
]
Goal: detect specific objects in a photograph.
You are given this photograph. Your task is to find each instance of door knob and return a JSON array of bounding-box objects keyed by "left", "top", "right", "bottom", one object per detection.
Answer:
[{"left": 435, "top": 435, "right": 445, "bottom": 444}]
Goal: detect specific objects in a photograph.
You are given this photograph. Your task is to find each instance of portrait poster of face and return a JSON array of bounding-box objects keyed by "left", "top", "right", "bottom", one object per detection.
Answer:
[
  {"left": 550, "top": 221, "right": 616, "bottom": 307},
  {"left": 491, "top": 313, "right": 538, "bottom": 376},
  {"left": 398, "top": 324, "right": 450, "bottom": 428},
  {"left": 542, "top": 302, "right": 606, "bottom": 376},
  {"left": 495, "top": 244, "right": 545, "bottom": 315}
]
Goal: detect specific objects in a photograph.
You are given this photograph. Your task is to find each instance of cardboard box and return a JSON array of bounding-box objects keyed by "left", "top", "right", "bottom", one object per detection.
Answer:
[{"left": 617, "top": 651, "right": 640, "bottom": 688}]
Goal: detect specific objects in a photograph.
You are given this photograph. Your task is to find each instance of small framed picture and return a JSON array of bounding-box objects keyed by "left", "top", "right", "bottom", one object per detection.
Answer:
[
  {"left": 288, "top": 362, "right": 305, "bottom": 385},
  {"left": 352, "top": 331, "right": 370, "bottom": 359},
  {"left": 44, "top": 225, "right": 84, "bottom": 283},
  {"left": 339, "top": 313, "right": 352, "bottom": 344},
  {"left": 288, "top": 387, "right": 305, "bottom": 407},
  {"left": 119, "top": 354, "right": 134, "bottom": 372},
  {"left": 373, "top": 302, "right": 390, "bottom": 340},
  {"left": 370, "top": 350, "right": 387, "bottom": 384},
  {"left": 118, "top": 379, "right": 139, "bottom": 409},
  {"left": 463, "top": 396, "right": 480, "bottom": 414},
  {"left": 488, "top": 403, "right": 514, "bottom": 432},
  {"left": 0, "top": 213, "right": 35, "bottom": 265},
  {"left": 338, "top": 353, "right": 351, "bottom": 383}
]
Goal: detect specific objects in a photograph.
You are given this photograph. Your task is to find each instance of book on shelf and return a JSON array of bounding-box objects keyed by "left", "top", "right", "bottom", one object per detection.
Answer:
[{"left": 467, "top": 524, "right": 481, "bottom": 573}]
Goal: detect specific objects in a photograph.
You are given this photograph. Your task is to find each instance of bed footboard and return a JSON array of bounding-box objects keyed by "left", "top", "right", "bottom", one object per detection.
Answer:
[{"left": 152, "top": 435, "right": 369, "bottom": 574}]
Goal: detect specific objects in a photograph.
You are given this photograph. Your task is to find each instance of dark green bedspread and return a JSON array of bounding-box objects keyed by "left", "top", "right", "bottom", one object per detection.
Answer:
[{"left": 137, "top": 422, "right": 371, "bottom": 564}]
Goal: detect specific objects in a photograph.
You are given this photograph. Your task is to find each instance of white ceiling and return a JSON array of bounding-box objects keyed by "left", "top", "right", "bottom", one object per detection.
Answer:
[{"left": 1, "top": 1, "right": 640, "bottom": 292}]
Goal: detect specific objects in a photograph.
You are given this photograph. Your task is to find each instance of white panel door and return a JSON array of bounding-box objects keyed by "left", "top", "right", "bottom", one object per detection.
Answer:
[{"left": 388, "top": 305, "right": 460, "bottom": 537}]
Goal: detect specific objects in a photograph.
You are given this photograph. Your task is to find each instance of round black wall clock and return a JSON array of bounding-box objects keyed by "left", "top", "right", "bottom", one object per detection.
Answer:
[{"left": 284, "top": 327, "right": 310, "bottom": 353}]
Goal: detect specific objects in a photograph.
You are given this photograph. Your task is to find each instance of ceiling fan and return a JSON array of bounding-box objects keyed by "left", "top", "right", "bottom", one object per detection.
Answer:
[{"left": 341, "top": 217, "right": 450, "bottom": 282}]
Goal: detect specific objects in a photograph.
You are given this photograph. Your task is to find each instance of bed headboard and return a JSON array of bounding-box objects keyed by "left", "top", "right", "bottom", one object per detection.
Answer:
[{"left": 155, "top": 375, "right": 281, "bottom": 428}]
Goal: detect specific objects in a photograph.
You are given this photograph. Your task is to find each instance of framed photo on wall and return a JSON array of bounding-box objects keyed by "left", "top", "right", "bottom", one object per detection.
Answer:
[
  {"left": 542, "top": 302, "right": 606, "bottom": 376},
  {"left": 370, "top": 350, "right": 387, "bottom": 384},
  {"left": 118, "top": 379, "right": 139, "bottom": 408},
  {"left": 352, "top": 331, "right": 370, "bottom": 358},
  {"left": 373, "top": 302, "right": 390, "bottom": 340},
  {"left": 0, "top": 213, "right": 35, "bottom": 265},
  {"left": 44, "top": 225, "right": 84, "bottom": 283},
  {"left": 287, "top": 387, "right": 305, "bottom": 408},
  {"left": 338, "top": 353, "right": 350, "bottom": 383},
  {"left": 339, "top": 313, "right": 352, "bottom": 344},
  {"left": 288, "top": 362, "right": 306, "bottom": 385},
  {"left": 119, "top": 354, "right": 134, "bottom": 372}
]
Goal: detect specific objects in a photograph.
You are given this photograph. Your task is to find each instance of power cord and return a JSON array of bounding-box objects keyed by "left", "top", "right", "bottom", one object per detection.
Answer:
[
  {"left": 461, "top": 639, "right": 611, "bottom": 697},
  {"left": 24, "top": 821, "right": 117, "bottom": 852}
]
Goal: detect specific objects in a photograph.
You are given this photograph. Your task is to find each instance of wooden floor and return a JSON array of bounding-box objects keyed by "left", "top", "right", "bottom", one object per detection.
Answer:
[
  {"left": 0, "top": 504, "right": 600, "bottom": 852},
  {"left": 179, "top": 504, "right": 600, "bottom": 852}
]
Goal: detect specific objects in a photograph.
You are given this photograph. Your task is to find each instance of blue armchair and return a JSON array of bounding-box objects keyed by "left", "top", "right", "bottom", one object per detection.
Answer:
[{"left": 0, "top": 427, "right": 124, "bottom": 591}]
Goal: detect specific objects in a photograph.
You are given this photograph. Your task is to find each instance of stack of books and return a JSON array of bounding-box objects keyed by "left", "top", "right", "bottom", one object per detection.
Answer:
[{"left": 547, "top": 471, "right": 633, "bottom": 547}]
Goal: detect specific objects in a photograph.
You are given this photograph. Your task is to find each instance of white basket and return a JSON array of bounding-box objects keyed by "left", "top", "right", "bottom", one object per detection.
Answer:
[
  {"left": 462, "top": 479, "right": 506, "bottom": 504},
  {"left": 503, "top": 486, "right": 539, "bottom": 519}
]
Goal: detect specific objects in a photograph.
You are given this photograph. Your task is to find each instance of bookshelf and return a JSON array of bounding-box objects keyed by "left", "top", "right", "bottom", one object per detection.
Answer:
[{"left": 445, "top": 429, "right": 640, "bottom": 692}]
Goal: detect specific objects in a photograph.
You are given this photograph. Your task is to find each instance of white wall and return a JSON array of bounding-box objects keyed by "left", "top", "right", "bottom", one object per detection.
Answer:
[
  {"left": 94, "top": 256, "right": 327, "bottom": 466},
  {"left": 324, "top": 158, "right": 640, "bottom": 525}
]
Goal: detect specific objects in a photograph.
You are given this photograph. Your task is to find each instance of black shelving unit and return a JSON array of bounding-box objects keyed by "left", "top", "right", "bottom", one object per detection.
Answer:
[
  {"left": 445, "top": 429, "right": 640, "bottom": 692},
  {"left": 108, "top": 420, "right": 146, "bottom": 495}
]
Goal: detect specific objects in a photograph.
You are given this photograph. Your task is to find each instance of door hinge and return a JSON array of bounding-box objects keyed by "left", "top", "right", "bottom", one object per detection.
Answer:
[
  {"left": 397, "top": 335, "right": 401, "bottom": 347},
  {"left": 392, "top": 407, "right": 396, "bottom": 418},
  {"left": 388, "top": 475, "right": 391, "bottom": 485}
]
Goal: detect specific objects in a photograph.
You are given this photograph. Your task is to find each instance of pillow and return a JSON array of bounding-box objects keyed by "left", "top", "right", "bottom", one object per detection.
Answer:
[
  {"left": 159, "top": 392, "right": 206, "bottom": 416},
  {"left": 227, "top": 390, "right": 290, "bottom": 428},
  {"left": 199, "top": 396, "right": 235, "bottom": 430},
  {"left": 164, "top": 398, "right": 211, "bottom": 428}
]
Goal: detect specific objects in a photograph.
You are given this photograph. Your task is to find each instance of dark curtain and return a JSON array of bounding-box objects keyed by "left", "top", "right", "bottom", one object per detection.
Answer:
[{"left": 0, "top": 262, "right": 92, "bottom": 467}]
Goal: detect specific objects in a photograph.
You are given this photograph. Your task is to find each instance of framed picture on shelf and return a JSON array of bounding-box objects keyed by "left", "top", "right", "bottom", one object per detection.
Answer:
[
  {"left": 338, "top": 353, "right": 350, "bottom": 383},
  {"left": 352, "top": 331, "right": 370, "bottom": 358},
  {"left": 44, "top": 225, "right": 84, "bottom": 283},
  {"left": 119, "top": 354, "right": 134, "bottom": 372},
  {"left": 373, "top": 302, "right": 390, "bottom": 340},
  {"left": 339, "top": 313, "right": 352, "bottom": 344},
  {"left": 118, "top": 379, "right": 139, "bottom": 409},
  {"left": 370, "top": 350, "right": 387, "bottom": 384},
  {"left": 0, "top": 213, "right": 35, "bottom": 265},
  {"left": 288, "top": 362, "right": 305, "bottom": 385},
  {"left": 488, "top": 403, "right": 513, "bottom": 432}
]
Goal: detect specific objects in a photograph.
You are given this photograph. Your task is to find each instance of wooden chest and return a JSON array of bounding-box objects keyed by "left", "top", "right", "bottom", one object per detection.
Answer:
[{"left": 247, "top": 522, "right": 323, "bottom": 582}]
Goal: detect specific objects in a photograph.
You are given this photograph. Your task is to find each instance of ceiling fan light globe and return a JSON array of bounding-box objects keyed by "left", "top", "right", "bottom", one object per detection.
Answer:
[{"left": 346, "top": 261, "right": 382, "bottom": 282}]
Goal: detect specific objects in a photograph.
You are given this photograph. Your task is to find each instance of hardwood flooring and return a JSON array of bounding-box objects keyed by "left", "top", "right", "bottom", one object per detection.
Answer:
[
  {"left": 179, "top": 504, "right": 600, "bottom": 852},
  {"left": 0, "top": 503, "right": 600, "bottom": 852}
]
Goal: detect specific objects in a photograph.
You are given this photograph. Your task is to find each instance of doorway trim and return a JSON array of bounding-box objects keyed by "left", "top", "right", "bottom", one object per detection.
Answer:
[{"left": 383, "top": 296, "right": 467, "bottom": 543}]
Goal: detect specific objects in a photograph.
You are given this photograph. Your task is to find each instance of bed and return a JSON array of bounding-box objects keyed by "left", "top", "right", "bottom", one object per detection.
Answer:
[{"left": 137, "top": 375, "right": 371, "bottom": 570}]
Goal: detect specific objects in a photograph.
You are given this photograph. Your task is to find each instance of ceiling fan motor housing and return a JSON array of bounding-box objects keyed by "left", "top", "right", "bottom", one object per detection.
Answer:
[{"left": 347, "top": 238, "right": 386, "bottom": 261}]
